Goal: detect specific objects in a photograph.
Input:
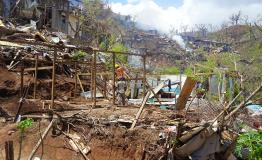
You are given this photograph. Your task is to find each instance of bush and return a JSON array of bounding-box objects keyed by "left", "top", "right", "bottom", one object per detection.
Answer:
[
  {"left": 72, "top": 50, "right": 87, "bottom": 60},
  {"left": 235, "top": 130, "right": 262, "bottom": 160}
]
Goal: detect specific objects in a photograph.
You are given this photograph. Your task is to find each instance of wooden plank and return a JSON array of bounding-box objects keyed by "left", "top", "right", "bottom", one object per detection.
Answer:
[
  {"left": 28, "top": 119, "right": 55, "bottom": 160},
  {"left": 51, "top": 49, "right": 57, "bottom": 108},
  {"left": 149, "top": 80, "right": 167, "bottom": 98},
  {"left": 130, "top": 91, "right": 151, "bottom": 130},
  {"left": 24, "top": 66, "right": 53, "bottom": 72},
  {"left": 176, "top": 77, "right": 197, "bottom": 110},
  {"left": 78, "top": 72, "right": 112, "bottom": 76},
  {"left": 145, "top": 81, "right": 162, "bottom": 105}
]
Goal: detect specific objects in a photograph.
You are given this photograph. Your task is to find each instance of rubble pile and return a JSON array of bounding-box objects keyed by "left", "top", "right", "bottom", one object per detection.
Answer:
[{"left": 0, "top": 17, "right": 261, "bottom": 160}]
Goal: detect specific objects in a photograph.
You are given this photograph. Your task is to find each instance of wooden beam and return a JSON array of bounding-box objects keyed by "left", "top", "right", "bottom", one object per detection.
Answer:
[
  {"left": 143, "top": 56, "right": 146, "bottom": 98},
  {"left": 24, "top": 66, "right": 53, "bottom": 72},
  {"left": 130, "top": 91, "right": 151, "bottom": 129},
  {"left": 225, "top": 83, "right": 262, "bottom": 121},
  {"left": 113, "top": 53, "right": 116, "bottom": 105},
  {"left": 33, "top": 54, "right": 38, "bottom": 99},
  {"left": 28, "top": 119, "right": 55, "bottom": 160},
  {"left": 93, "top": 51, "right": 97, "bottom": 107},
  {"left": 176, "top": 77, "right": 197, "bottom": 110},
  {"left": 51, "top": 49, "right": 57, "bottom": 109},
  {"left": 5, "top": 141, "right": 14, "bottom": 160},
  {"left": 78, "top": 72, "right": 112, "bottom": 76},
  {"left": 145, "top": 81, "right": 162, "bottom": 105}
]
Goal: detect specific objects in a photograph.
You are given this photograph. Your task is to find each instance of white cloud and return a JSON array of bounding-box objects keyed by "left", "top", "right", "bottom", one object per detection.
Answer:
[{"left": 110, "top": 0, "right": 262, "bottom": 34}]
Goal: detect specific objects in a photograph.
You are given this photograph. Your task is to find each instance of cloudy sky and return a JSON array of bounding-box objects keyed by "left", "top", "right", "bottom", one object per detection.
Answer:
[{"left": 109, "top": 0, "right": 262, "bottom": 34}]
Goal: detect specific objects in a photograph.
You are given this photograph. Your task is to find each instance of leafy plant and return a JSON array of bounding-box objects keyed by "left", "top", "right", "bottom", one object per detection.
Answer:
[
  {"left": 235, "top": 130, "right": 262, "bottom": 160},
  {"left": 17, "top": 118, "right": 34, "bottom": 132},
  {"left": 72, "top": 50, "right": 87, "bottom": 60},
  {"left": 17, "top": 118, "right": 34, "bottom": 160}
]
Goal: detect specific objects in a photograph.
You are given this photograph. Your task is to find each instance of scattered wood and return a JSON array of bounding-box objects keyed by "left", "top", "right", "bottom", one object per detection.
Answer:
[
  {"left": 130, "top": 91, "right": 151, "bottom": 129},
  {"left": 28, "top": 119, "right": 55, "bottom": 160}
]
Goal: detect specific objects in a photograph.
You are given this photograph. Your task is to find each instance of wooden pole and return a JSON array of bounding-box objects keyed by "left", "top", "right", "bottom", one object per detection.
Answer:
[
  {"left": 145, "top": 81, "right": 161, "bottom": 105},
  {"left": 176, "top": 77, "right": 197, "bottom": 110},
  {"left": 225, "top": 83, "right": 262, "bottom": 121},
  {"left": 28, "top": 120, "right": 54, "bottom": 160},
  {"left": 5, "top": 141, "right": 14, "bottom": 160},
  {"left": 51, "top": 49, "right": 57, "bottom": 109},
  {"left": 74, "top": 62, "right": 77, "bottom": 97},
  {"left": 91, "top": 53, "right": 94, "bottom": 101},
  {"left": 20, "top": 62, "right": 24, "bottom": 97},
  {"left": 33, "top": 54, "right": 38, "bottom": 99},
  {"left": 130, "top": 91, "right": 151, "bottom": 130},
  {"left": 113, "top": 53, "right": 116, "bottom": 105},
  {"left": 93, "top": 51, "right": 97, "bottom": 106},
  {"left": 143, "top": 56, "right": 146, "bottom": 98}
]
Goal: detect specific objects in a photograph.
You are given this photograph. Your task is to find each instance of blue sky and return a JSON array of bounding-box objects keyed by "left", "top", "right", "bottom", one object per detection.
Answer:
[{"left": 109, "top": 0, "right": 183, "bottom": 8}]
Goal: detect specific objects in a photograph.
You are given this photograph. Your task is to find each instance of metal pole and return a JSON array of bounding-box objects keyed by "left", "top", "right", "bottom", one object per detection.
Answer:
[
  {"left": 113, "top": 53, "right": 116, "bottom": 105},
  {"left": 51, "top": 48, "right": 57, "bottom": 109},
  {"left": 33, "top": 54, "right": 38, "bottom": 99},
  {"left": 143, "top": 56, "right": 146, "bottom": 98}
]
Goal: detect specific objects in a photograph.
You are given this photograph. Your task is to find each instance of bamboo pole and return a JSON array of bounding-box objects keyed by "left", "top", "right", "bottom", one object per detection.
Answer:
[
  {"left": 51, "top": 49, "right": 57, "bottom": 109},
  {"left": 33, "top": 54, "right": 38, "bottom": 99}
]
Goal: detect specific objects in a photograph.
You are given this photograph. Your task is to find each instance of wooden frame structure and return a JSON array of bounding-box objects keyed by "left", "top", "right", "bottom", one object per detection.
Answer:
[{"left": 0, "top": 39, "right": 148, "bottom": 108}]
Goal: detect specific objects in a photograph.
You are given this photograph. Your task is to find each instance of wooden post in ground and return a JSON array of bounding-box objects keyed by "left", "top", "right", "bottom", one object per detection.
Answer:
[
  {"left": 143, "top": 55, "right": 146, "bottom": 98},
  {"left": 93, "top": 51, "right": 97, "bottom": 106},
  {"left": 91, "top": 55, "right": 94, "bottom": 101},
  {"left": 113, "top": 53, "right": 116, "bottom": 105},
  {"left": 20, "top": 62, "right": 24, "bottom": 97},
  {"left": 74, "top": 62, "right": 77, "bottom": 97},
  {"left": 51, "top": 48, "right": 57, "bottom": 109},
  {"left": 5, "top": 141, "right": 14, "bottom": 160},
  {"left": 33, "top": 54, "right": 38, "bottom": 99}
]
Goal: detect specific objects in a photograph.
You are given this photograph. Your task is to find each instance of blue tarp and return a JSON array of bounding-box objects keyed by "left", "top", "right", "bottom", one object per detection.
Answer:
[
  {"left": 161, "top": 86, "right": 181, "bottom": 95},
  {"left": 246, "top": 104, "right": 262, "bottom": 112}
]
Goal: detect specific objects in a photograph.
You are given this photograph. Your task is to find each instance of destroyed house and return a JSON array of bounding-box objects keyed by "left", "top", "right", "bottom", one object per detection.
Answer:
[{"left": 1, "top": 0, "right": 82, "bottom": 37}]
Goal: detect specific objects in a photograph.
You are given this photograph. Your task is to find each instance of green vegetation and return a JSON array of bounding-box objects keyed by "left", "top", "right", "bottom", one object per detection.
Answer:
[
  {"left": 17, "top": 118, "right": 34, "bottom": 132},
  {"left": 235, "top": 130, "right": 262, "bottom": 160},
  {"left": 100, "top": 35, "right": 129, "bottom": 69},
  {"left": 17, "top": 118, "right": 34, "bottom": 160},
  {"left": 156, "top": 66, "right": 180, "bottom": 75},
  {"left": 72, "top": 50, "right": 87, "bottom": 60}
]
